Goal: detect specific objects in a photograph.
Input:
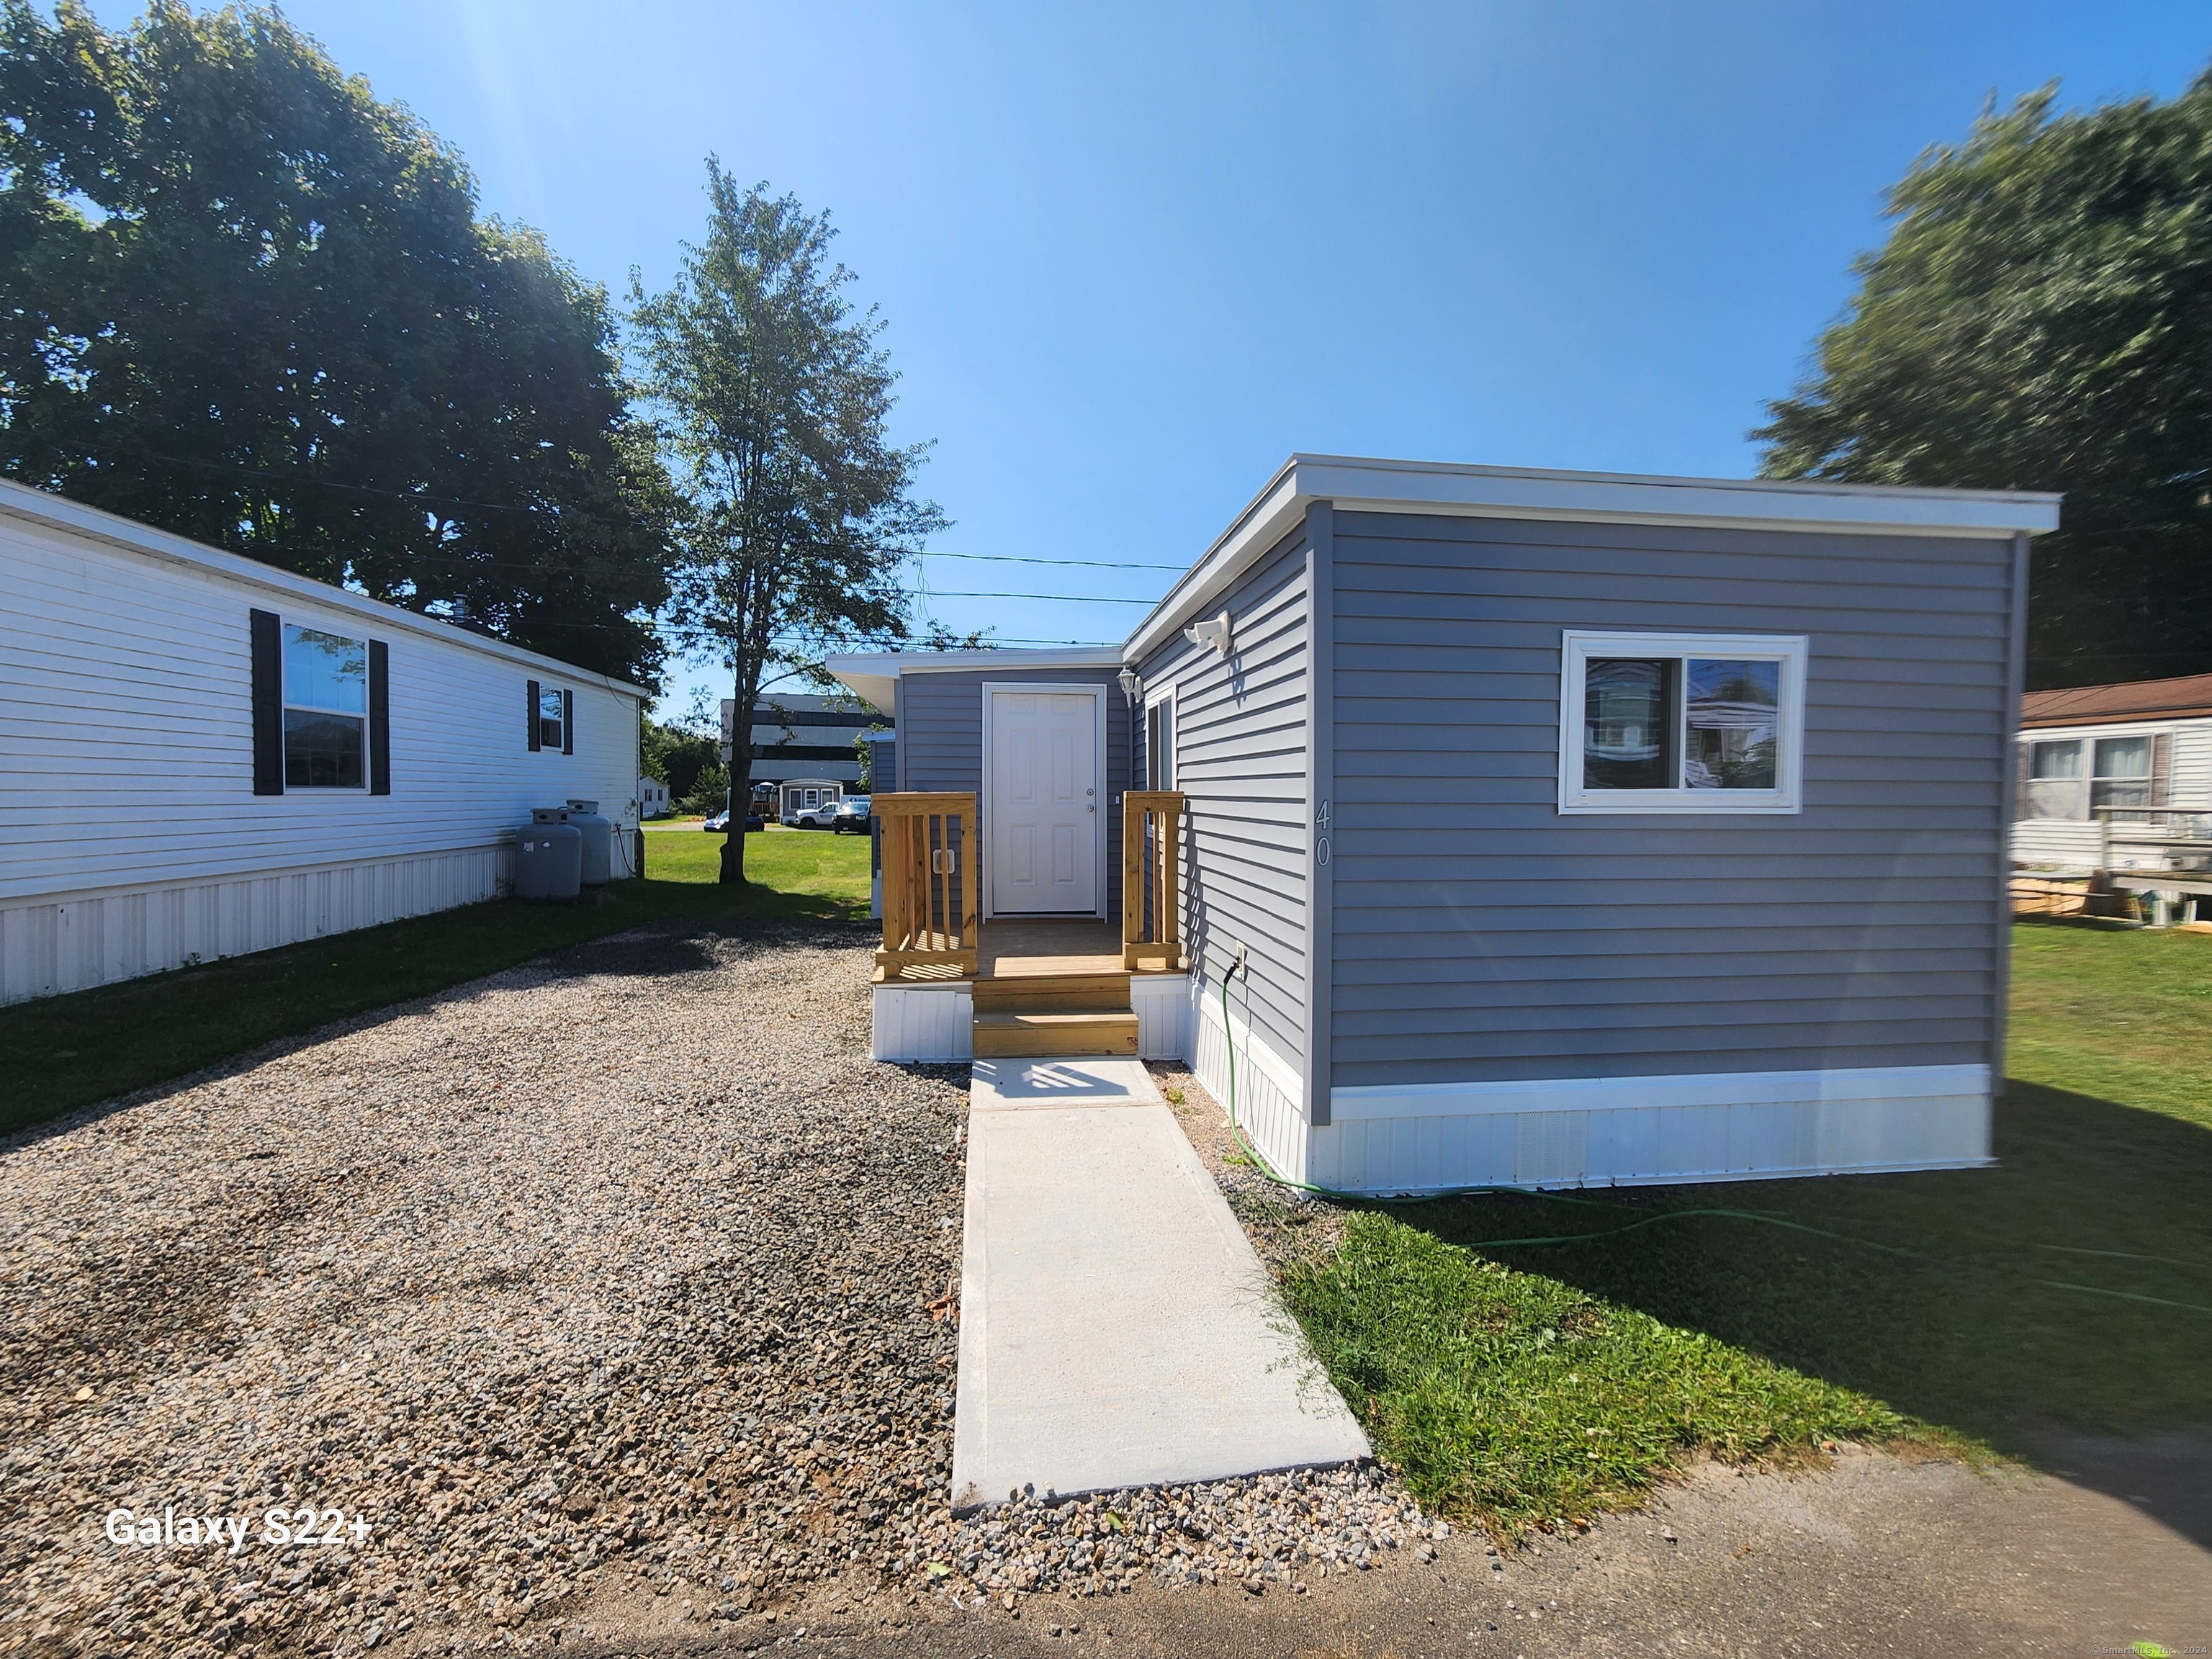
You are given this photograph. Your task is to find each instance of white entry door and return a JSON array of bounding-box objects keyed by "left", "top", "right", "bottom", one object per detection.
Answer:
[{"left": 988, "top": 688, "right": 1100, "bottom": 914}]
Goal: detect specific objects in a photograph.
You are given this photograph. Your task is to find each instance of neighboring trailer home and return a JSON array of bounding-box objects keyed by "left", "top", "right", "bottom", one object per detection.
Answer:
[
  {"left": 833, "top": 454, "right": 2061, "bottom": 1194},
  {"left": 0, "top": 478, "right": 648, "bottom": 1007},
  {"left": 2010, "top": 673, "right": 2212, "bottom": 891}
]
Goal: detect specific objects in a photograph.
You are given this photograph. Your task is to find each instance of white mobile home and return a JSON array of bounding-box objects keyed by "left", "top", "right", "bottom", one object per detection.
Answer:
[
  {"left": 0, "top": 480, "right": 647, "bottom": 1006},
  {"left": 2010, "top": 672, "right": 2212, "bottom": 885},
  {"left": 834, "top": 454, "right": 2062, "bottom": 1195}
]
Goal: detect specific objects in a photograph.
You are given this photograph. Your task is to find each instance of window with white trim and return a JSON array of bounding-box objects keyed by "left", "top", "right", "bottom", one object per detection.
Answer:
[
  {"left": 282, "top": 625, "right": 368, "bottom": 788},
  {"left": 536, "top": 683, "right": 567, "bottom": 751},
  {"left": 1558, "top": 631, "right": 1808, "bottom": 814},
  {"left": 1146, "top": 689, "right": 1176, "bottom": 790},
  {"left": 2019, "top": 733, "right": 2167, "bottom": 821}
]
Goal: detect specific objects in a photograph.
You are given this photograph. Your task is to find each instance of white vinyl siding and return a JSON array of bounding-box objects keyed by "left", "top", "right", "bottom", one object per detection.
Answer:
[
  {"left": 0, "top": 498, "right": 644, "bottom": 1000},
  {"left": 2009, "top": 714, "right": 2212, "bottom": 872}
]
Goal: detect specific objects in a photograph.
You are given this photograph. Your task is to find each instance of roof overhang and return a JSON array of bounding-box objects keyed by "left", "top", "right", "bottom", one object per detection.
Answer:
[
  {"left": 1123, "top": 454, "right": 2064, "bottom": 665},
  {"left": 823, "top": 646, "right": 1124, "bottom": 715},
  {"left": 0, "top": 477, "right": 652, "bottom": 700}
]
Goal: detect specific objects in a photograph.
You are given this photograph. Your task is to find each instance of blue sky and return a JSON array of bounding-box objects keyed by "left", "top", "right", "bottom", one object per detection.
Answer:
[{"left": 93, "top": 2, "right": 2212, "bottom": 717}]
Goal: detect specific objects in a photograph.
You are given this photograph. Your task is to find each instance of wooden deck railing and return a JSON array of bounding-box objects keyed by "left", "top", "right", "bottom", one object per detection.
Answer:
[
  {"left": 1121, "top": 790, "right": 1184, "bottom": 971},
  {"left": 874, "top": 793, "right": 979, "bottom": 979}
]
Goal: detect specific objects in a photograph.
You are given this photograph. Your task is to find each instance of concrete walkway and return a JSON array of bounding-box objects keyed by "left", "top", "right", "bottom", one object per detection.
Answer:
[{"left": 950, "top": 1057, "right": 1368, "bottom": 1511}]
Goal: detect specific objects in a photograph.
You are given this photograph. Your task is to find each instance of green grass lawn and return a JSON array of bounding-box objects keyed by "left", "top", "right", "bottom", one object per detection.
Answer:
[
  {"left": 0, "top": 827, "right": 871, "bottom": 1135},
  {"left": 1267, "top": 921, "right": 2212, "bottom": 1534}
]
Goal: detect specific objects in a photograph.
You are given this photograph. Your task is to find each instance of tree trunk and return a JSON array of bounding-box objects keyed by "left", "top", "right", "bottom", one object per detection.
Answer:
[{"left": 720, "top": 660, "right": 755, "bottom": 884}]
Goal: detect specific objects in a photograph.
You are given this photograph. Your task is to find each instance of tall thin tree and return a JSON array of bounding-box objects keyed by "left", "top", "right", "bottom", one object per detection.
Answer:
[{"left": 631, "top": 165, "right": 944, "bottom": 882}]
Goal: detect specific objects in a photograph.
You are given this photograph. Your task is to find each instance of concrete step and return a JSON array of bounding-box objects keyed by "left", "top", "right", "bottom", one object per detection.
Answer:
[
  {"left": 972, "top": 971, "right": 1131, "bottom": 1013},
  {"left": 971, "top": 1010, "right": 1140, "bottom": 1058}
]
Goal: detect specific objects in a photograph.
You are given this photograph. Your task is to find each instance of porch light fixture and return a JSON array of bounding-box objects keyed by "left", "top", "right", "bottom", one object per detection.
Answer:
[{"left": 1117, "top": 667, "right": 1141, "bottom": 705}]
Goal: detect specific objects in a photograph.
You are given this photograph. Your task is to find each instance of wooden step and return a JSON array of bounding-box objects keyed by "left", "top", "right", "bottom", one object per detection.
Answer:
[
  {"left": 972, "top": 971, "right": 1131, "bottom": 1013},
  {"left": 971, "top": 1010, "right": 1140, "bottom": 1058}
]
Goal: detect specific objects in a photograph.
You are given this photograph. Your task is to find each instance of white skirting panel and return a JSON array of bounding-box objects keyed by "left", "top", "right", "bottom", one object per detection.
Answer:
[
  {"left": 1191, "top": 979, "right": 1308, "bottom": 1184},
  {"left": 0, "top": 844, "right": 512, "bottom": 1007},
  {"left": 871, "top": 984, "right": 974, "bottom": 1061},
  {"left": 1310, "top": 1064, "right": 1994, "bottom": 1195},
  {"left": 871, "top": 974, "right": 1194, "bottom": 1064},
  {"left": 1130, "top": 972, "right": 1192, "bottom": 1061}
]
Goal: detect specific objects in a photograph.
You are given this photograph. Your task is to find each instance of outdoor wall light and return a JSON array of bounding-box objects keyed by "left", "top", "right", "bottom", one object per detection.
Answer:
[
  {"left": 1117, "top": 667, "right": 1141, "bottom": 705},
  {"left": 1184, "top": 611, "right": 1232, "bottom": 655}
]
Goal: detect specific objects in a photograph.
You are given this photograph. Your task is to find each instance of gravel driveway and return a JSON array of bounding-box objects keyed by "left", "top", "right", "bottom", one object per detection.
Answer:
[{"left": 1, "top": 921, "right": 968, "bottom": 1656}]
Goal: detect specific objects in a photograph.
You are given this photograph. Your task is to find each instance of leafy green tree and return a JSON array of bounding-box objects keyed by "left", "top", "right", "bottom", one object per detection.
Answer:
[
  {"left": 0, "top": 0, "right": 670, "bottom": 680},
  {"left": 640, "top": 716, "right": 721, "bottom": 804},
  {"left": 1755, "top": 74, "right": 2212, "bottom": 688},
  {"left": 678, "top": 761, "right": 729, "bottom": 819},
  {"left": 631, "top": 163, "right": 945, "bottom": 882}
]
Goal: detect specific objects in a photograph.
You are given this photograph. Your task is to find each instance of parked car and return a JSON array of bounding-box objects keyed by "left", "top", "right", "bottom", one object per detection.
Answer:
[
  {"left": 831, "top": 796, "right": 873, "bottom": 834},
  {"left": 702, "top": 810, "right": 729, "bottom": 832},
  {"left": 783, "top": 798, "right": 842, "bottom": 830}
]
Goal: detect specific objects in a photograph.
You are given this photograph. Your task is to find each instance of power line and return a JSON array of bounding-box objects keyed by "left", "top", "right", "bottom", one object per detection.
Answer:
[
  {"left": 917, "top": 550, "right": 1185, "bottom": 571},
  {"left": 914, "top": 589, "right": 1159, "bottom": 604}
]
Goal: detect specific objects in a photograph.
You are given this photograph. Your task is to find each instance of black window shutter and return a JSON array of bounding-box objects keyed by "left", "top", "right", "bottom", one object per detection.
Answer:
[
  {"left": 368, "top": 639, "right": 391, "bottom": 795},
  {"left": 527, "top": 679, "right": 541, "bottom": 752},
  {"left": 250, "top": 608, "right": 284, "bottom": 795},
  {"left": 562, "top": 688, "right": 575, "bottom": 755}
]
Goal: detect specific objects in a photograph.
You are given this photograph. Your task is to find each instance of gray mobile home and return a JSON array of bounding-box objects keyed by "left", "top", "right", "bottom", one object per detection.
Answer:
[{"left": 832, "top": 456, "right": 2059, "bottom": 1194}]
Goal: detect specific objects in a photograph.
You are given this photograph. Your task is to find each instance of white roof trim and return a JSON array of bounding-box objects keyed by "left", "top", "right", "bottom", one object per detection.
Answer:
[
  {"left": 823, "top": 646, "right": 1123, "bottom": 715},
  {"left": 1124, "top": 454, "right": 2064, "bottom": 664},
  {"left": 0, "top": 476, "right": 652, "bottom": 700}
]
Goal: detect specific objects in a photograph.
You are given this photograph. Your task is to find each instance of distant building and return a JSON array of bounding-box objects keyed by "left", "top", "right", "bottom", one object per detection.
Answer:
[
  {"left": 639, "top": 776, "right": 672, "bottom": 818},
  {"left": 2012, "top": 671, "right": 2212, "bottom": 875},
  {"left": 719, "top": 693, "right": 889, "bottom": 788}
]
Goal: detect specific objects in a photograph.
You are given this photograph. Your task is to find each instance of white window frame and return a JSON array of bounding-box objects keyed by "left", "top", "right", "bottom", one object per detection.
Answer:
[
  {"left": 535, "top": 683, "right": 568, "bottom": 752},
  {"left": 1145, "top": 680, "right": 1178, "bottom": 791},
  {"left": 282, "top": 622, "right": 370, "bottom": 791},
  {"left": 1557, "top": 629, "right": 1808, "bottom": 815}
]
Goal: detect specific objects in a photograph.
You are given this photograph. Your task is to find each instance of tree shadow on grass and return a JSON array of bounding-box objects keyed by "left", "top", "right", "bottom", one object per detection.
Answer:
[
  {"left": 1389, "top": 1083, "right": 2212, "bottom": 1544},
  {"left": 0, "top": 904, "right": 877, "bottom": 1143}
]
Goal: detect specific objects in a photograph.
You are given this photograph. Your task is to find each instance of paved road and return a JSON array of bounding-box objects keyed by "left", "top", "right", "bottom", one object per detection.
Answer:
[{"left": 634, "top": 1443, "right": 2208, "bottom": 1659}]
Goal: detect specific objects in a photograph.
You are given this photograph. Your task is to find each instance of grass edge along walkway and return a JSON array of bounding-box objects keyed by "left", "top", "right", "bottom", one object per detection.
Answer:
[
  {"left": 1259, "top": 921, "right": 2212, "bottom": 1539},
  {"left": 0, "top": 828, "right": 871, "bottom": 1136}
]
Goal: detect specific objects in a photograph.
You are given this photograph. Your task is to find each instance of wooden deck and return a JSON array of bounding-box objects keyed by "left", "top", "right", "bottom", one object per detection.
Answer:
[
  {"left": 875, "top": 917, "right": 1184, "bottom": 1059},
  {"left": 870, "top": 791, "right": 1187, "bottom": 1057},
  {"left": 875, "top": 918, "right": 1184, "bottom": 984},
  {"left": 976, "top": 919, "right": 1182, "bottom": 979}
]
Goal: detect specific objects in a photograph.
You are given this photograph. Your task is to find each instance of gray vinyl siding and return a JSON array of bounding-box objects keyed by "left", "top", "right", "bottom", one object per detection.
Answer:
[
  {"left": 1328, "top": 511, "right": 2014, "bottom": 1087},
  {"left": 894, "top": 665, "right": 1132, "bottom": 917},
  {"left": 1137, "top": 529, "right": 1311, "bottom": 1066}
]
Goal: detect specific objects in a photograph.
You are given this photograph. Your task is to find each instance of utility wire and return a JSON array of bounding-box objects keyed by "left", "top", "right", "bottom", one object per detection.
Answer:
[
  {"left": 917, "top": 551, "right": 1185, "bottom": 570},
  {"left": 916, "top": 589, "right": 1158, "bottom": 605}
]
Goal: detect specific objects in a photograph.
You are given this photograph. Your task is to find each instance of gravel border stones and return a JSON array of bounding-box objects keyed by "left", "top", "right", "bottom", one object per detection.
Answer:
[
  {"left": 1, "top": 926, "right": 1429, "bottom": 1656},
  {"left": 2, "top": 923, "right": 964, "bottom": 1656}
]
